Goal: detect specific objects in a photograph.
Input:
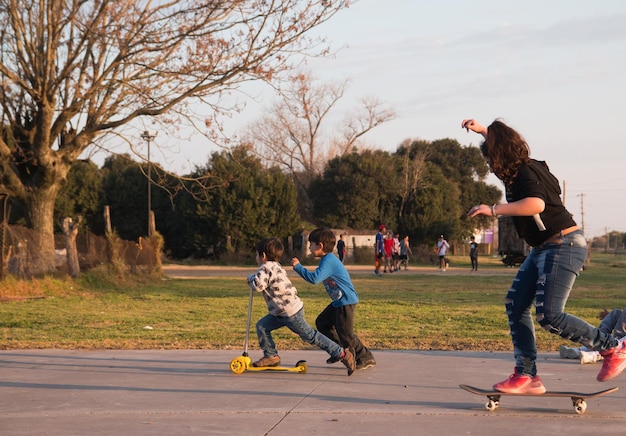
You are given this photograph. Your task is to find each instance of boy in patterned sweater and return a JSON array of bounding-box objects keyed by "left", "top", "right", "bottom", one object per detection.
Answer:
[{"left": 247, "top": 237, "right": 356, "bottom": 375}]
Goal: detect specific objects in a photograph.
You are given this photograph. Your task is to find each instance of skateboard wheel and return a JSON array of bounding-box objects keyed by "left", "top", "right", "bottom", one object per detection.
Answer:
[
  {"left": 230, "top": 357, "right": 247, "bottom": 374},
  {"left": 574, "top": 400, "right": 587, "bottom": 415},
  {"left": 486, "top": 400, "right": 499, "bottom": 412}
]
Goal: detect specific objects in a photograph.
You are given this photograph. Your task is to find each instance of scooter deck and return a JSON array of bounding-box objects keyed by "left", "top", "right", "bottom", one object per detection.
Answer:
[
  {"left": 230, "top": 356, "right": 307, "bottom": 375},
  {"left": 459, "top": 384, "right": 618, "bottom": 414}
]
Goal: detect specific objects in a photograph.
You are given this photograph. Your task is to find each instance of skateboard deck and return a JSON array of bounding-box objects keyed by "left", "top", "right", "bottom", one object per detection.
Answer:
[
  {"left": 229, "top": 356, "right": 307, "bottom": 375},
  {"left": 459, "top": 384, "right": 618, "bottom": 414}
]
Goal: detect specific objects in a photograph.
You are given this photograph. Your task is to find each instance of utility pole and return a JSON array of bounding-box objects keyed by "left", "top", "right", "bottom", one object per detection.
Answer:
[
  {"left": 578, "top": 193, "right": 585, "bottom": 237},
  {"left": 141, "top": 131, "right": 157, "bottom": 236}
]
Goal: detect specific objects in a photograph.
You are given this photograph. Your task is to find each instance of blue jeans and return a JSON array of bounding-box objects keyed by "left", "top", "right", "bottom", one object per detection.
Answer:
[
  {"left": 506, "top": 230, "right": 618, "bottom": 376},
  {"left": 256, "top": 308, "right": 343, "bottom": 359}
]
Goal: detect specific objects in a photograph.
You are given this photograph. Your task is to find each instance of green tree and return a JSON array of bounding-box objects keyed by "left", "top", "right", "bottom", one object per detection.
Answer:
[
  {"left": 100, "top": 155, "right": 149, "bottom": 241},
  {"left": 150, "top": 175, "right": 203, "bottom": 260},
  {"left": 308, "top": 138, "right": 501, "bottom": 249},
  {"left": 55, "top": 160, "right": 104, "bottom": 234},
  {"left": 0, "top": 0, "right": 349, "bottom": 274},
  {"left": 399, "top": 162, "right": 461, "bottom": 246},
  {"left": 191, "top": 146, "right": 300, "bottom": 257},
  {"left": 398, "top": 138, "right": 501, "bottom": 243},
  {"left": 309, "top": 149, "right": 402, "bottom": 230}
]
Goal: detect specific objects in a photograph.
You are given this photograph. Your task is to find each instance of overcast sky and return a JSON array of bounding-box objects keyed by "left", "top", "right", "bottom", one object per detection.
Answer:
[{"left": 138, "top": 0, "right": 626, "bottom": 239}]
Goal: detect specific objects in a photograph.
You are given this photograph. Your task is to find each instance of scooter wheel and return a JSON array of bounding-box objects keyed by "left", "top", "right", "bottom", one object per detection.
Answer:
[
  {"left": 295, "top": 360, "right": 308, "bottom": 374},
  {"left": 230, "top": 357, "right": 247, "bottom": 374}
]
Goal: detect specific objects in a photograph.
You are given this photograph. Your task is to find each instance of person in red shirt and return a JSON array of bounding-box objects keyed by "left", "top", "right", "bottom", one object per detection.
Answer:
[{"left": 383, "top": 231, "right": 394, "bottom": 273}]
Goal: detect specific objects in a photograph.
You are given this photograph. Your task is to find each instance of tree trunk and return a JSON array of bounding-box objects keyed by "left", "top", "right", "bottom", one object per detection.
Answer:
[{"left": 24, "top": 188, "right": 59, "bottom": 276}]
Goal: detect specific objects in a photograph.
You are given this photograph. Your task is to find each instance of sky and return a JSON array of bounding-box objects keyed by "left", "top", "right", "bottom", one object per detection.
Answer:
[{"left": 132, "top": 0, "right": 626, "bottom": 239}]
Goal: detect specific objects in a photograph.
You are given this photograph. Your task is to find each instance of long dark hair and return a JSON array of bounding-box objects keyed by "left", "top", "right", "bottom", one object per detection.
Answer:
[{"left": 479, "top": 120, "right": 531, "bottom": 187}]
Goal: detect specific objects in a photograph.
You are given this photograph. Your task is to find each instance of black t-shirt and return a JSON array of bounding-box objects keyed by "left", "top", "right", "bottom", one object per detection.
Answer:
[
  {"left": 337, "top": 240, "right": 345, "bottom": 253},
  {"left": 506, "top": 159, "right": 576, "bottom": 247}
]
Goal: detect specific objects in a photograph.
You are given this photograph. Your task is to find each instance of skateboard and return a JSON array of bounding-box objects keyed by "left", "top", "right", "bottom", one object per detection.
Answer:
[
  {"left": 459, "top": 384, "right": 618, "bottom": 414},
  {"left": 229, "top": 355, "right": 307, "bottom": 375}
]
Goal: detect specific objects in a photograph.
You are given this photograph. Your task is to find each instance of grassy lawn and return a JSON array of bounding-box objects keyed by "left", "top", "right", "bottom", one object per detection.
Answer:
[{"left": 1, "top": 253, "right": 624, "bottom": 352}]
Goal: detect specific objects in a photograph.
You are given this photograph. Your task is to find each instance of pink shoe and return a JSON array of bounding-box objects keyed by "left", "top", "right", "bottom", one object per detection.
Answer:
[
  {"left": 493, "top": 369, "right": 546, "bottom": 394},
  {"left": 597, "top": 339, "right": 626, "bottom": 382}
]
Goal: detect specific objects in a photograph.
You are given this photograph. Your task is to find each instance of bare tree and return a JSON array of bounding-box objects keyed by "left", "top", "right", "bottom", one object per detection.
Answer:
[
  {"left": 247, "top": 72, "right": 395, "bottom": 192},
  {"left": 397, "top": 139, "right": 427, "bottom": 219},
  {"left": 0, "top": 0, "right": 349, "bottom": 275}
]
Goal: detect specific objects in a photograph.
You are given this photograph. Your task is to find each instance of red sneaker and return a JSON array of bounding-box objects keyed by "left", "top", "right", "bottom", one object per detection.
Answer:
[
  {"left": 493, "top": 369, "right": 546, "bottom": 394},
  {"left": 597, "top": 340, "right": 626, "bottom": 382}
]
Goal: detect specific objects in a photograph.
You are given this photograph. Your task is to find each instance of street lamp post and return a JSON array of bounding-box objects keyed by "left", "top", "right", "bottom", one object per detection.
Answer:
[{"left": 141, "top": 130, "right": 157, "bottom": 236}]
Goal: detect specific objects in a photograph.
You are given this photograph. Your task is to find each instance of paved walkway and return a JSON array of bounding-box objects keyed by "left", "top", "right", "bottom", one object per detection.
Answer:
[{"left": 1, "top": 349, "right": 625, "bottom": 435}]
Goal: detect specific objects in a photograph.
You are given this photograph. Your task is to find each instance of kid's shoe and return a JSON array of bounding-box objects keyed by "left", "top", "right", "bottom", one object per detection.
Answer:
[
  {"left": 252, "top": 355, "right": 281, "bottom": 367},
  {"left": 559, "top": 345, "right": 581, "bottom": 360},
  {"left": 356, "top": 358, "right": 376, "bottom": 370},
  {"left": 326, "top": 355, "right": 340, "bottom": 364},
  {"left": 341, "top": 349, "right": 356, "bottom": 376},
  {"left": 493, "top": 369, "right": 546, "bottom": 394},
  {"left": 597, "top": 339, "right": 626, "bottom": 381}
]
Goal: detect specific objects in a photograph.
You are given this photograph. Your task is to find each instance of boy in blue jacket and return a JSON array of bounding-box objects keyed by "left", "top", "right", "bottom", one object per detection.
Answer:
[{"left": 292, "top": 228, "right": 376, "bottom": 370}]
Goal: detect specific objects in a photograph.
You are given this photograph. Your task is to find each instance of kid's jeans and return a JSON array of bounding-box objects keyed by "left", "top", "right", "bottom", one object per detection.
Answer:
[{"left": 256, "top": 308, "right": 343, "bottom": 359}]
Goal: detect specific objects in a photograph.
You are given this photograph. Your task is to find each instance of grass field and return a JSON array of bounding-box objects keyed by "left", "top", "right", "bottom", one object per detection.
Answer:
[{"left": 1, "top": 253, "right": 624, "bottom": 352}]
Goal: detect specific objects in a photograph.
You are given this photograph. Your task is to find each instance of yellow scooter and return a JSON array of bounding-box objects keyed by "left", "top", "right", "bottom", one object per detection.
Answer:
[{"left": 229, "top": 287, "right": 307, "bottom": 375}]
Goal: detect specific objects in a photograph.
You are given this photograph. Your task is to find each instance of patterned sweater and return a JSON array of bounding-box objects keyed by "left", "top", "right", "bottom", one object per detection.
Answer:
[{"left": 247, "top": 261, "right": 303, "bottom": 317}]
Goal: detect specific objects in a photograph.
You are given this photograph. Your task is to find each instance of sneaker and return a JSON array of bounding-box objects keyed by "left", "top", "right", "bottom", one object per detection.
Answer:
[
  {"left": 559, "top": 345, "right": 581, "bottom": 360},
  {"left": 326, "top": 355, "right": 340, "bottom": 364},
  {"left": 597, "top": 339, "right": 626, "bottom": 381},
  {"left": 252, "top": 355, "right": 281, "bottom": 367},
  {"left": 493, "top": 369, "right": 546, "bottom": 394},
  {"left": 356, "top": 358, "right": 376, "bottom": 370},
  {"left": 340, "top": 348, "right": 356, "bottom": 376},
  {"left": 580, "top": 350, "right": 603, "bottom": 365}
]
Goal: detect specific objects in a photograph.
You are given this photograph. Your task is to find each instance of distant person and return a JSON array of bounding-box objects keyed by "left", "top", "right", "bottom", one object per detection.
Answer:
[
  {"left": 436, "top": 235, "right": 450, "bottom": 271},
  {"left": 399, "top": 235, "right": 413, "bottom": 270},
  {"left": 292, "top": 228, "right": 376, "bottom": 371},
  {"left": 374, "top": 224, "right": 385, "bottom": 276},
  {"left": 560, "top": 308, "right": 626, "bottom": 364},
  {"left": 248, "top": 237, "right": 355, "bottom": 375},
  {"left": 392, "top": 233, "right": 401, "bottom": 271},
  {"left": 465, "top": 117, "right": 626, "bottom": 394},
  {"left": 469, "top": 236, "right": 479, "bottom": 271},
  {"left": 337, "top": 234, "right": 346, "bottom": 263},
  {"left": 383, "top": 231, "right": 394, "bottom": 273}
]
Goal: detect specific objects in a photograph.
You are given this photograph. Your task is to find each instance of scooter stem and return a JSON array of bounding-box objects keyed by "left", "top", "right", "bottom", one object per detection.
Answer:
[{"left": 243, "top": 286, "right": 254, "bottom": 357}]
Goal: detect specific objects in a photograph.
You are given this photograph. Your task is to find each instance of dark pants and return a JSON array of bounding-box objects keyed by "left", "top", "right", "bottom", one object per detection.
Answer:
[
  {"left": 470, "top": 255, "right": 478, "bottom": 270},
  {"left": 316, "top": 303, "right": 374, "bottom": 364}
]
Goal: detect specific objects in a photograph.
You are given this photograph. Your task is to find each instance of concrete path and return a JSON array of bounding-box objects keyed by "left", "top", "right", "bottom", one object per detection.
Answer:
[{"left": 1, "top": 349, "right": 625, "bottom": 435}]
